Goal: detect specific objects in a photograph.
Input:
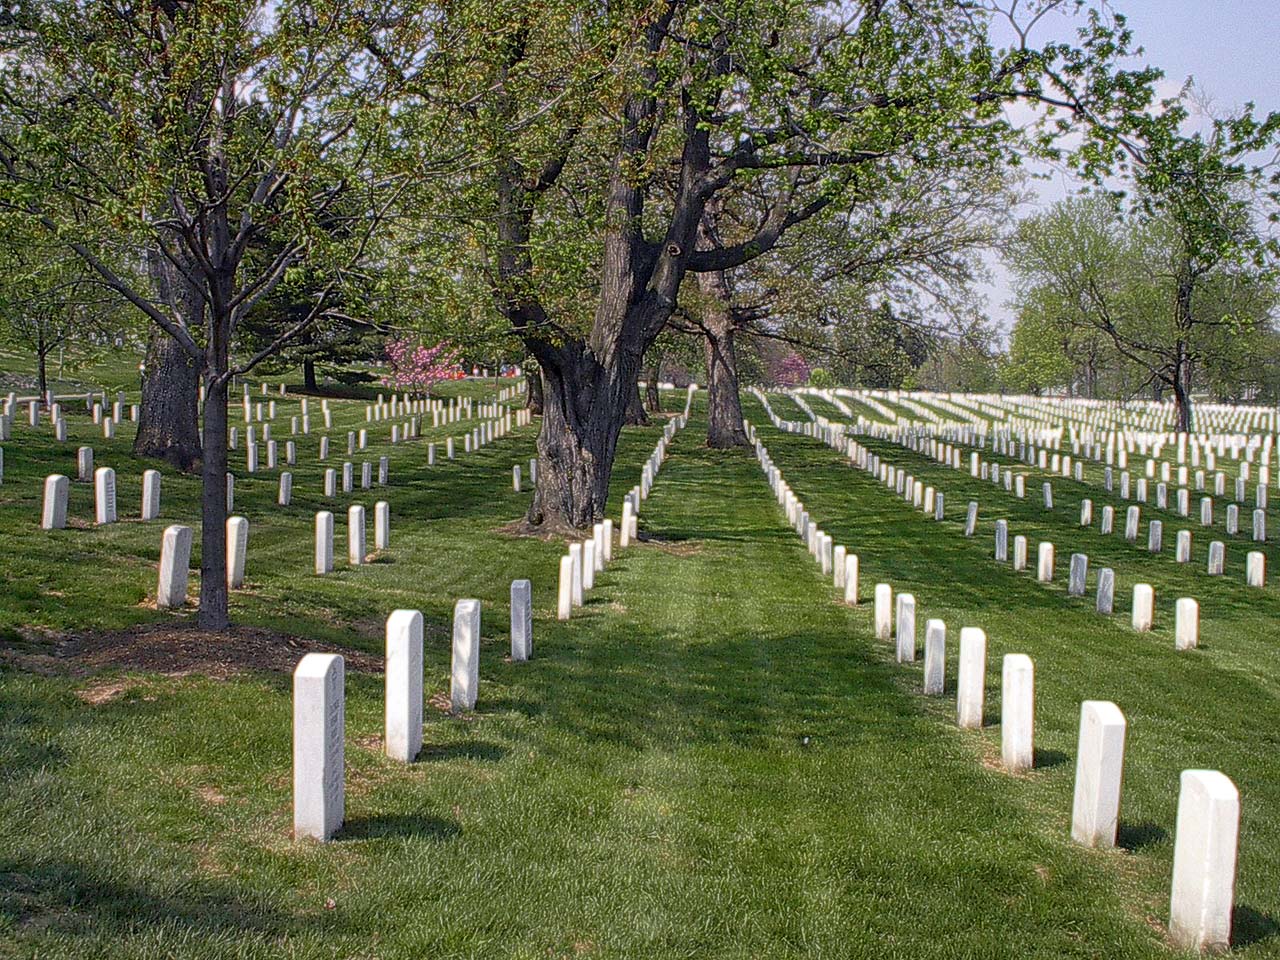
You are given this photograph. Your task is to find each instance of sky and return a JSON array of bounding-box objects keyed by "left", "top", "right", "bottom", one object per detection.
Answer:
[{"left": 980, "top": 0, "right": 1280, "bottom": 340}]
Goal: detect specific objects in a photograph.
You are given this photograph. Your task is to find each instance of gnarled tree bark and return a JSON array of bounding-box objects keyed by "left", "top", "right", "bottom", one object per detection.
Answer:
[
  {"left": 134, "top": 250, "right": 202, "bottom": 470},
  {"left": 525, "top": 364, "right": 544, "bottom": 414},
  {"left": 135, "top": 330, "right": 202, "bottom": 470},
  {"left": 625, "top": 377, "right": 648, "bottom": 425},
  {"left": 644, "top": 352, "right": 663, "bottom": 412},
  {"left": 694, "top": 247, "right": 748, "bottom": 448}
]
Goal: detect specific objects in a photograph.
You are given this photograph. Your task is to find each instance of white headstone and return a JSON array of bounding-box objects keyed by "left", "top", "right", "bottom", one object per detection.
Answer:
[
  {"left": 315, "top": 511, "right": 334, "bottom": 574},
  {"left": 1207, "top": 541, "right": 1224, "bottom": 575},
  {"left": 292, "top": 653, "right": 344, "bottom": 842},
  {"left": 1068, "top": 553, "right": 1087, "bottom": 596},
  {"left": 874, "top": 583, "right": 892, "bottom": 641},
  {"left": 895, "top": 593, "right": 916, "bottom": 663},
  {"left": 384, "top": 610, "right": 423, "bottom": 763},
  {"left": 569, "top": 543, "right": 584, "bottom": 606},
  {"left": 1246, "top": 550, "right": 1265, "bottom": 587},
  {"left": 450, "top": 599, "right": 481, "bottom": 712},
  {"left": 1169, "top": 770, "right": 1239, "bottom": 953},
  {"left": 923, "top": 619, "right": 945, "bottom": 695},
  {"left": 94, "top": 466, "right": 117, "bottom": 525},
  {"left": 226, "top": 516, "right": 249, "bottom": 588},
  {"left": 375, "top": 501, "right": 390, "bottom": 551},
  {"left": 557, "top": 555, "right": 573, "bottom": 621},
  {"left": 156, "top": 524, "right": 193, "bottom": 608},
  {"left": 1176, "top": 598, "right": 1199, "bottom": 651},
  {"left": 41, "top": 473, "right": 69, "bottom": 529},
  {"left": 1096, "top": 568, "right": 1115, "bottom": 615},
  {"left": 1036, "top": 542, "right": 1054, "bottom": 582},
  {"left": 1001, "top": 654, "right": 1034, "bottom": 773},
  {"left": 1070, "top": 700, "right": 1126, "bottom": 848},
  {"left": 957, "top": 627, "right": 986, "bottom": 729},
  {"left": 511, "top": 579, "right": 532, "bottom": 661},
  {"left": 1131, "top": 583, "right": 1154, "bottom": 632},
  {"left": 348, "top": 505, "right": 366, "bottom": 565},
  {"left": 141, "top": 469, "right": 161, "bottom": 520}
]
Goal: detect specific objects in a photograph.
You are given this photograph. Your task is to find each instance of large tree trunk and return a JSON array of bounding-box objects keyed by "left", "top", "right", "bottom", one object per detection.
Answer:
[
  {"left": 134, "top": 329, "right": 202, "bottom": 470},
  {"left": 644, "top": 357, "right": 662, "bottom": 412},
  {"left": 303, "top": 358, "right": 318, "bottom": 392},
  {"left": 624, "top": 378, "right": 648, "bottom": 425},
  {"left": 696, "top": 267, "right": 747, "bottom": 448},
  {"left": 136, "top": 247, "right": 203, "bottom": 469},
  {"left": 198, "top": 371, "right": 230, "bottom": 630},
  {"left": 526, "top": 352, "right": 631, "bottom": 532},
  {"left": 1172, "top": 344, "right": 1194, "bottom": 433},
  {"left": 37, "top": 346, "right": 48, "bottom": 400},
  {"left": 526, "top": 366, "right": 544, "bottom": 414}
]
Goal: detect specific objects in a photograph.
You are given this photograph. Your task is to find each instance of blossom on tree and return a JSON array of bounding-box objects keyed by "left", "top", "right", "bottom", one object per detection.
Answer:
[
  {"left": 382, "top": 338, "right": 462, "bottom": 394},
  {"left": 772, "top": 351, "right": 811, "bottom": 387}
]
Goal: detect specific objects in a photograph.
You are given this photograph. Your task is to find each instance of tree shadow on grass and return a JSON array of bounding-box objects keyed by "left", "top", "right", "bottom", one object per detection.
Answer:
[
  {"left": 338, "top": 814, "right": 460, "bottom": 842},
  {"left": 0, "top": 857, "right": 306, "bottom": 940}
]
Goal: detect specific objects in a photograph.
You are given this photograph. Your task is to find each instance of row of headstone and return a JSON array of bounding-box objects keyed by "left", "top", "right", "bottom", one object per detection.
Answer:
[
  {"left": 295, "top": 579, "right": 536, "bottom": 840},
  {"left": 556, "top": 399, "right": 697, "bottom": 619},
  {"left": 757, "top": 403, "right": 1245, "bottom": 953},
  {"left": 313, "top": 502, "right": 391, "bottom": 573}
]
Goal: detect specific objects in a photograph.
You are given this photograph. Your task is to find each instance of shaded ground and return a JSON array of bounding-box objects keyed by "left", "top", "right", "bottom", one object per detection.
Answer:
[{"left": 1, "top": 624, "right": 384, "bottom": 681}]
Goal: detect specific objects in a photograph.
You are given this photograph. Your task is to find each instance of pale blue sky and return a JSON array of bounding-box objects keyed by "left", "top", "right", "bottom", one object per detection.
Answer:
[{"left": 982, "top": 1, "right": 1280, "bottom": 337}]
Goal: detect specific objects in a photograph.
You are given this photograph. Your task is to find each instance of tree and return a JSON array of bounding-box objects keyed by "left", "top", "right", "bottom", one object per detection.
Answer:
[
  {"left": 1124, "top": 96, "right": 1280, "bottom": 428},
  {"left": 135, "top": 247, "right": 202, "bottom": 470},
  {"left": 1, "top": 0, "right": 406, "bottom": 628},
  {"left": 0, "top": 221, "right": 114, "bottom": 397},
  {"left": 381, "top": 338, "right": 462, "bottom": 394},
  {"left": 1006, "top": 182, "right": 1278, "bottom": 425},
  {"left": 402, "top": 0, "right": 1157, "bottom": 530}
]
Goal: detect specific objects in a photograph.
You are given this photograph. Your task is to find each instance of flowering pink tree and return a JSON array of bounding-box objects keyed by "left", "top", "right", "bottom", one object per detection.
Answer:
[
  {"left": 772, "top": 351, "right": 811, "bottom": 387},
  {"left": 382, "top": 339, "right": 462, "bottom": 394}
]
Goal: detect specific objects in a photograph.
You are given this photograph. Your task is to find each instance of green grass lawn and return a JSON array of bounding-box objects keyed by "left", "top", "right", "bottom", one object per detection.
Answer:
[{"left": 0, "top": 382, "right": 1277, "bottom": 957}]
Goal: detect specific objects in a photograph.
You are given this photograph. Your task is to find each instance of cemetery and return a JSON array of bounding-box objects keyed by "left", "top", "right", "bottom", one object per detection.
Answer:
[
  {"left": 1, "top": 0, "right": 1279, "bottom": 956},
  {"left": 1, "top": 367, "right": 1279, "bottom": 957}
]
